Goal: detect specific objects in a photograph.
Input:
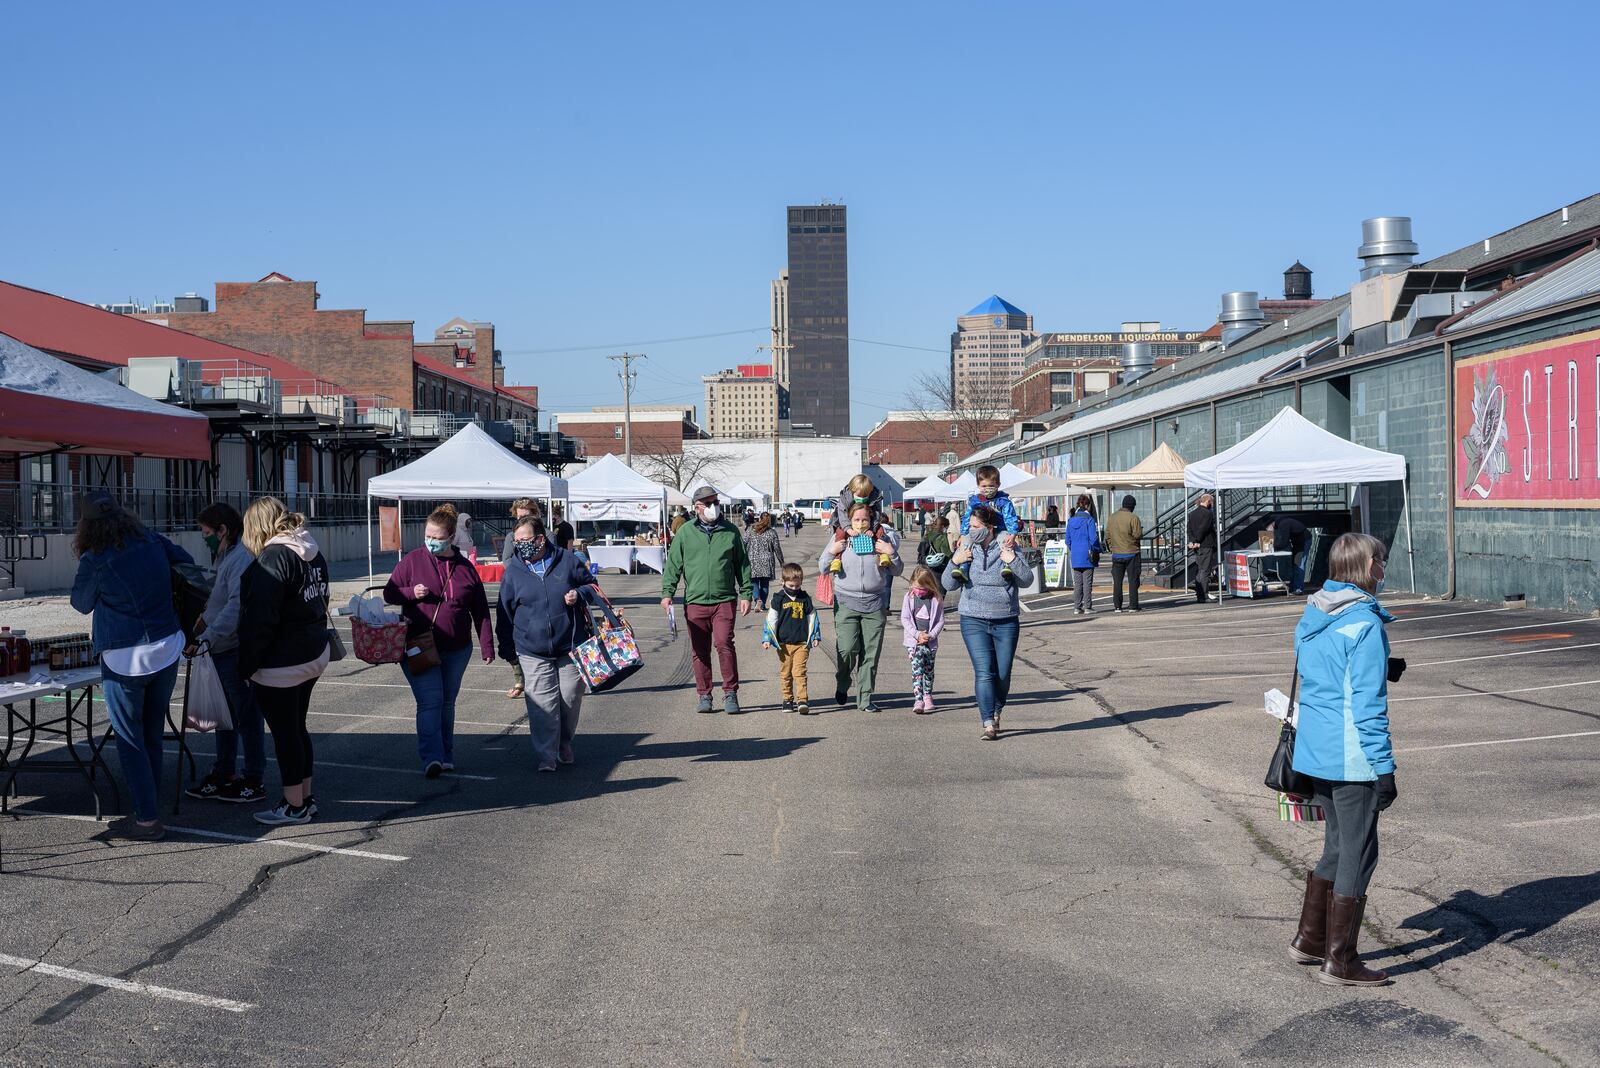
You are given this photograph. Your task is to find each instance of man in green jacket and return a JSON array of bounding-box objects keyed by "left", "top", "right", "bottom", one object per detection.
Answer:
[{"left": 662, "top": 484, "right": 753, "bottom": 713}]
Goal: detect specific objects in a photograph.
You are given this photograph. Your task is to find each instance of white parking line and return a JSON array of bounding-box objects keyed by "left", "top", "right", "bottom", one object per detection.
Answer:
[
  {"left": 309, "top": 709, "right": 522, "bottom": 730},
  {"left": 316, "top": 678, "right": 515, "bottom": 696},
  {"left": 26, "top": 812, "right": 409, "bottom": 862},
  {"left": 1506, "top": 810, "right": 1600, "bottom": 828},
  {"left": 1391, "top": 679, "right": 1600, "bottom": 703},
  {"left": 0, "top": 952, "right": 254, "bottom": 1013},
  {"left": 164, "top": 747, "right": 497, "bottom": 782},
  {"left": 1195, "top": 641, "right": 1600, "bottom": 681},
  {"left": 1392, "top": 618, "right": 1600, "bottom": 645},
  {"left": 1397, "top": 730, "right": 1600, "bottom": 754}
]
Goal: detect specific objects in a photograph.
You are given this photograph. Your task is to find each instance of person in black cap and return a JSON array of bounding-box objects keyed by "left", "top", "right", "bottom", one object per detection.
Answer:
[
  {"left": 661, "top": 484, "right": 752, "bottom": 713},
  {"left": 1104, "top": 494, "right": 1145, "bottom": 613},
  {"left": 69, "top": 490, "right": 196, "bottom": 841}
]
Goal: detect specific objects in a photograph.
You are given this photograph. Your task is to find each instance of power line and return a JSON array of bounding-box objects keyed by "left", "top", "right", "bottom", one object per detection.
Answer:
[{"left": 501, "top": 328, "right": 765, "bottom": 355}]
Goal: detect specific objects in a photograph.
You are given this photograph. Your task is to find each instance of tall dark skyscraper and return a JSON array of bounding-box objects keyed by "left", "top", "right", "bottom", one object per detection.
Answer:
[{"left": 784, "top": 203, "right": 850, "bottom": 436}]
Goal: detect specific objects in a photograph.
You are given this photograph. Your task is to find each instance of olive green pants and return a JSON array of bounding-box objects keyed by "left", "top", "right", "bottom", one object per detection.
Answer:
[{"left": 833, "top": 605, "right": 887, "bottom": 709}]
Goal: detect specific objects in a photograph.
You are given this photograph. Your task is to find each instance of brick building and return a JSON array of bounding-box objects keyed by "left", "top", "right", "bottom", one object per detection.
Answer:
[
  {"left": 702, "top": 364, "right": 785, "bottom": 438},
  {"left": 555, "top": 405, "right": 703, "bottom": 459},
  {"left": 135, "top": 274, "right": 536, "bottom": 423},
  {"left": 865, "top": 410, "right": 1015, "bottom": 466}
]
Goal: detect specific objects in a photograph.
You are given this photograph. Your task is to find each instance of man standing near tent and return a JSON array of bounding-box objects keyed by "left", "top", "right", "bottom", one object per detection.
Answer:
[
  {"left": 1267, "top": 514, "right": 1310, "bottom": 594},
  {"left": 1187, "top": 493, "right": 1218, "bottom": 603},
  {"left": 662, "top": 485, "right": 752, "bottom": 714}
]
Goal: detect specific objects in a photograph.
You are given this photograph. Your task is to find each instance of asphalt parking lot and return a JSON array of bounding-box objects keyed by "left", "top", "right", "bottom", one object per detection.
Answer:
[{"left": 2, "top": 528, "right": 1598, "bottom": 1066}]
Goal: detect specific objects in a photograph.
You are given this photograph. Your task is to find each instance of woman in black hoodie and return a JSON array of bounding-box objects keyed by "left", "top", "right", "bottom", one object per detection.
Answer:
[{"left": 238, "top": 498, "right": 331, "bottom": 827}]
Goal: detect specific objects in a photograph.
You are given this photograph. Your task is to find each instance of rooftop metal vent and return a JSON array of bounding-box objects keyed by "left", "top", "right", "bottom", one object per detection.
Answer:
[
  {"left": 1218, "top": 291, "right": 1267, "bottom": 346},
  {"left": 1121, "top": 342, "right": 1155, "bottom": 384},
  {"left": 1357, "top": 217, "right": 1419, "bottom": 280}
]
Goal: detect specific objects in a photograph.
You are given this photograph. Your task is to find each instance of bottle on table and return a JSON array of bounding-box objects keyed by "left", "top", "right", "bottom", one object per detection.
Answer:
[{"left": 13, "top": 630, "right": 29, "bottom": 673}]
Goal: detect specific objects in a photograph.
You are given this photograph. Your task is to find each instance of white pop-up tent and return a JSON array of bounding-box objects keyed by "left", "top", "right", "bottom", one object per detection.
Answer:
[
  {"left": 919, "top": 471, "right": 979, "bottom": 502},
  {"left": 366, "top": 423, "right": 569, "bottom": 577},
  {"left": 726, "top": 480, "right": 772, "bottom": 507},
  {"left": 1005, "top": 473, "right": 1087, "bottom": 499},
  {"left": 998, "top": 463, "right": 1034, "bottom": 489},
  {"left": 1183, "top": 406, "right": 1413, "bottom": 598},
  {"left": 566, "top": 453, "right": 670, "bottom": 523}
]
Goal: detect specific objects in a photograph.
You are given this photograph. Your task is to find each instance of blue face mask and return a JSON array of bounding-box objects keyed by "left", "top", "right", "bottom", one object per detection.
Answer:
[{"left": 425, "top": 537, "right": 450, "bottom": 555}]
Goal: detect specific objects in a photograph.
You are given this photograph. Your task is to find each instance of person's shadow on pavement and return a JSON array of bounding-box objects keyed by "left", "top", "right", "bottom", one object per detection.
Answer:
[{"left": 1377, "top": 871, "right": 1600, "bottom": 975}]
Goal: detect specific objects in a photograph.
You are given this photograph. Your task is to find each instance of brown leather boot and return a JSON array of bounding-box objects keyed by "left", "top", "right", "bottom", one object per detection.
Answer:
[
  {"left": 1288, "top": 873, "right": 1333, "bottom": 963},
  {"left": 1317, "top": 893, "right": 1389, "bottom": 986}
]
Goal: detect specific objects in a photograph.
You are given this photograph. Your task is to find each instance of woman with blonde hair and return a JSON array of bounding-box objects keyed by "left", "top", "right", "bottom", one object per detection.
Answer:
[
  {"left": 1286, "top": 532, "right": 1399, "bottom": 986},
  {"left": 238, "top": 497, "right": 332, "bottom": 826}
]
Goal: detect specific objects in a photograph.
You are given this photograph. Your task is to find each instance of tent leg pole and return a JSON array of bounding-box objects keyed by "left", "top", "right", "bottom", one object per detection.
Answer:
[
  {"left": 366, "top": 495, "right": 373, "bottom": 586},
  {"left": 1183, "top": 489, "right": 1191, "bottom": 597},
  {"left": 396, "top": 499, "right": 403, "bottom": 565},
  {"left": 1403, "top": 475, "right": 1416, "bottom": 594},
  {"left": 1215, "top": 493, "right": 1224, "bottom": 610}
]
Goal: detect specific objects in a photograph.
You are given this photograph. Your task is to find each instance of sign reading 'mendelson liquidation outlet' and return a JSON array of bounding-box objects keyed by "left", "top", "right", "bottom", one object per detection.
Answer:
[{"left": 1456, "top": 327, "right": 1600, "bottom": 508}]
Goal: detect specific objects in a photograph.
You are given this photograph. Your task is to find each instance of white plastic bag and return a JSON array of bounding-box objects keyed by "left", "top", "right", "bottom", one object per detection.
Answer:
[
  {"left": 184, "top": 649, "right": 234, "bottom": 733},
  {"left": 1263, "top": 687, "right": 1299, "bottom": 727},
  {"left": 346, "top": 591, "right": 401, "bottom": 625}
]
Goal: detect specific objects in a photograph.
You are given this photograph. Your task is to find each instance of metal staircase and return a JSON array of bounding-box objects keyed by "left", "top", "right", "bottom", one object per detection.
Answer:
[{"left": 1146, "top": 485, "right": 1348, "bottom": 589}]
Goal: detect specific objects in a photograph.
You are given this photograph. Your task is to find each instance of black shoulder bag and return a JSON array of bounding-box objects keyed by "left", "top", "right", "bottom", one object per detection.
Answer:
[{"left": 1264, "top": 657, "right": 1317, "bottom": 801}]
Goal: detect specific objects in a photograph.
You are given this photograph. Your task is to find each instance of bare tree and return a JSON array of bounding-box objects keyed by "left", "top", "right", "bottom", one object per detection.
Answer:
[
  {"left": 904, "top": 370, "right": 1016, "bottom": 459},
  {"left": 633, "top": 447, "right": 741, "bottom": 492}
]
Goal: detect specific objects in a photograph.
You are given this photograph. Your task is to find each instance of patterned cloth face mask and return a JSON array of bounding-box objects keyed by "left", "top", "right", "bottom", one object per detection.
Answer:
[{"left": 513, "top": 537, "right": 545, "bottom": 562}]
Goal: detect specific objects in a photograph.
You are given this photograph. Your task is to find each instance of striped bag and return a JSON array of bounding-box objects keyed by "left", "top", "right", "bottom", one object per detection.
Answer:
[{"left": 1277, "top": 792, "right": 1326, "bottom": 823}]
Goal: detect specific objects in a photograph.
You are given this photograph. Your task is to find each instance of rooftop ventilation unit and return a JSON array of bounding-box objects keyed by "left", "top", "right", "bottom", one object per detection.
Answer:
[
  {"left": 1218, "top": 291, "right": 1267, "bottom": 346},
  {"left": 1121, "top": 341, "right": 1155, "bottom": 384},
  {"left": 1357, "top": 217, "right": 1419, "bottom": 280}
]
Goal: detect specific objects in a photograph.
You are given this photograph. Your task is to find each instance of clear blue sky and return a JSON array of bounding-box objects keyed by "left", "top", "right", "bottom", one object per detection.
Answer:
[{"left": 5, "top": 2, "right": 1596, "bottom": 434}]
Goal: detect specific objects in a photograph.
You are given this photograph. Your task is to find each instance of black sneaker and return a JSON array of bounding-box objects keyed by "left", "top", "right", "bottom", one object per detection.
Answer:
[
  {"left": 184, "top": 771, "right": 230, "bottom": 801},
  {"left": 862, "top": 703, "right": 882, "bottom": 713},
  {"left": 214, "top": 779, "right": 266, "bottom": 805},
  {"left": 782, "top": 700, "right": 797, "bottom": 713},
  {"left": 424, "top": 761, "right": 444, "bottom": 779},
  {"left": 107, "top": 816, "right": 165, "bottom": 841},
  {"left": 1001, "top": 567, "right": 1019, "bottom": 586},
  {"left": 835, "top": 690, "right": 849, "bottom": 708}
]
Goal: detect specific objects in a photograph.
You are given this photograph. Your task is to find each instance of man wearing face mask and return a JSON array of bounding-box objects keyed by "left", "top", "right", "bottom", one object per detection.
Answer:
[{"left": 661, "top": 484, "right": 753, "bottom": 714}]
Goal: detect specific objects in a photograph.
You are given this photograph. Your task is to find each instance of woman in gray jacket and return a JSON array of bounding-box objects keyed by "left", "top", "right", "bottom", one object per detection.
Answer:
[
  {"left": 944, "top": 504, "right": 1032, "bottom": 740},
  {"left": 820, "top": 502, "right": 903, "bottom": 711},
  {"left": 184, "top": 502, "right": 267, "bottom": 804}
]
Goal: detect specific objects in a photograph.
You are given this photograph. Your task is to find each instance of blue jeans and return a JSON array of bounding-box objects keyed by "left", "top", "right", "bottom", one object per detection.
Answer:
[
  {"left": 102, "top": 660, "right": 180, "bottom": 821},
  {"left": 209, "top": 649, "right": 265, "bottom": 782},
  {"left": 751, "top": 577, "right": 771, "bottom": 606},
  {"left": 1291, "top": 551, "right": 1307, "bottom": 593},
  {"left": 402, "top": 642, "right": 471, "bottom": 768},
  {"left": 960, "top": 616, "right": 1019, "bottom": 723}
]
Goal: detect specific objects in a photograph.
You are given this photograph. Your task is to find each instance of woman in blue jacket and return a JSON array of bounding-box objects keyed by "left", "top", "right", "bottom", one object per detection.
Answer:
[
  {"left": 1287, "top": 532, "right": 1397, "bottom": 987},
  {"left": 495, "top": 516, "right": 600, "bottom": 772},
  {"left": 69, "top": 491, "right": 194, "bottom": 841},
  {"left": 1065, "top": 495, "right": 1100, "bottom": 615}
]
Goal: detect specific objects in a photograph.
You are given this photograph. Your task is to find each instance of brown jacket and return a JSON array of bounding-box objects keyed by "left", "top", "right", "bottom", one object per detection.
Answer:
[{"left": 1104, "top": 509, "right": 1144, "bottom": 555}]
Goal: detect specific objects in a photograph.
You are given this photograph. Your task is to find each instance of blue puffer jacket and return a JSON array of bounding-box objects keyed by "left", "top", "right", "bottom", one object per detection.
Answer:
[
  {"left": 71, "top": 531, "right": 194, "bottom": 653},
  {"left": 1290, "top": 581, "right": 1395, "bottom": 782},
  {"left": 1066, "top": 510, "right": 1100, "bottom": 569}
]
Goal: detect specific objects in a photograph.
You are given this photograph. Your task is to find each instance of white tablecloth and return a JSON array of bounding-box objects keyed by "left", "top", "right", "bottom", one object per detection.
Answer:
[
  {"left": 0, "top": 667, "right": 103, "bottom": 703},
  {"left": 634, "top": 546, "right": 665, "bottom": 574},
  {"left": 587, "top": 545, "right": 636, "bottom": 573}
]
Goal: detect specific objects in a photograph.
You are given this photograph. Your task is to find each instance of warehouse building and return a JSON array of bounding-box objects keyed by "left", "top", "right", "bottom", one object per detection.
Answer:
[{"left": 952, "top": 194, "right": 1600, "bottom": 611}]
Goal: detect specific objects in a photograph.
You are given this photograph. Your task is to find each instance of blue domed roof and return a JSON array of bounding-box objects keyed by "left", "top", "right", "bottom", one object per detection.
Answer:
[{"left": 965, "top": 295, "right": 1027, "bottom": 318}]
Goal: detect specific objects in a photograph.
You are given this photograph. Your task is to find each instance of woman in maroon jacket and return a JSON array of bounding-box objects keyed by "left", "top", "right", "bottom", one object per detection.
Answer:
[{"left": 384, "top": 507, "right": 494, "bottom": 777}]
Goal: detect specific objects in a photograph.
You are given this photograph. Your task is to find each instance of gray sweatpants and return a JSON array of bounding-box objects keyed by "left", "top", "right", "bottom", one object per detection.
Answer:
[
  {"left": 1312, "top": 779, "right": 1381, "bottom": 897},
  {"left": 519, "top": 654, "right": 585, "bottom": 767},
  {"left": 1073, "top": 567, "right": 1095, "bottom": 611}
]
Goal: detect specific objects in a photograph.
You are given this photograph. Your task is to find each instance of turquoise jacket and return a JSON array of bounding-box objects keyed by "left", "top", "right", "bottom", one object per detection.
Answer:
[{"left": 1290, "top": 581, "right": 1396, "bottom": 781}]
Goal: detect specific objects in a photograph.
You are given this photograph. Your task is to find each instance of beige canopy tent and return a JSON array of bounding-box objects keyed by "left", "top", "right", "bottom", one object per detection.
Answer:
[{"left": 1069, "top": 442, "right": 1188, "bottom": 488}]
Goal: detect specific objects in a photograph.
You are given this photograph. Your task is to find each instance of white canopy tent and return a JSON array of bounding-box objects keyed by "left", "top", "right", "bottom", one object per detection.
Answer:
[
  {"left": 1183, "top": 407, "right": 1413, "bottom": 598},
  {"left": 366, "top": 423, "right": 569, "bottom": 577},
  {"left": 566, "top": 453, "right": 671, "bottom": 524},
  {"left": 998, "top": 463, "right": 1034, "bottom": 489},
  {"left": 1004, "top": 473, "right": 1088, "bottom": 499},
  {"left": 930, "top": 471, "right": 980, "bottom": 502},
  {"left": 902, "top": 472, "right": 954, "bottom": 501},
  {"left": 726, "top": 480, "right": 772, "bottom": 507}
]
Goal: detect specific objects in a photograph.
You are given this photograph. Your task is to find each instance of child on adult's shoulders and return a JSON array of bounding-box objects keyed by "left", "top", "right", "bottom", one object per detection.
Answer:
[
  {"left": 959, "top": 464, "right": 1021, "bottom": 583},
  {"left": 829, "top": 473, "right": 891, "bottom": 574}
]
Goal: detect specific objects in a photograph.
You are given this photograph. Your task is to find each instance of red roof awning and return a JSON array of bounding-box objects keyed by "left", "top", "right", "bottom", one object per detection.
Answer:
[{"left": 0, "top": 333, "right": 212, "bottom": 461}]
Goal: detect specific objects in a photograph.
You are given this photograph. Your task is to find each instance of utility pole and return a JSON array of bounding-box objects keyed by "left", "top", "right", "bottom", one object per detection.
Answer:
[
  {"left": 759, "top": 341, "right": 790, "bottom": 503},
  {"left": 607, "top": 352, "right": 645, "bottom": 466}
]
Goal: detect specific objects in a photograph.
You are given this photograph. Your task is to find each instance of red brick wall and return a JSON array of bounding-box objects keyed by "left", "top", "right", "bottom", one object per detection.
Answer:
[
  {"left": 149, "top": 280, "right": 417, "bottom": 409},
  {"left": 564, "top": 421, "right": 687, "bottom": 458},
  {"left": 867, "top": 416, "right": 1012, "bottom": 464}
]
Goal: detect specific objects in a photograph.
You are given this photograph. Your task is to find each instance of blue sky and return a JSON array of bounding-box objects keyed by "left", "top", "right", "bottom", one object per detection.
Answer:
[{"left": 5, "top": 1, "right": 1596, "bottom": 434}]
